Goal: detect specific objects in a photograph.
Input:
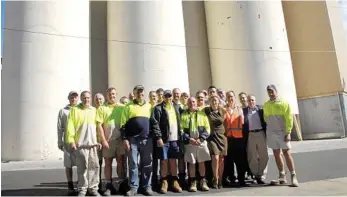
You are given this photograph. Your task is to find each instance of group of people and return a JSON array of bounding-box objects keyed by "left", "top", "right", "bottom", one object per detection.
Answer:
[{"left": 57, "top": 84, "right": 299, "bottom": 196}]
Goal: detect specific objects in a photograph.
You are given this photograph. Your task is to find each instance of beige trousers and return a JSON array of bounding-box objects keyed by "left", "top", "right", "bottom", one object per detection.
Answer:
[
  {"left": 75, "top": 146, "right": 100, "bottom": 193},
  {"left": 247, "top": 131, "right": 269, "bottom": 178}
]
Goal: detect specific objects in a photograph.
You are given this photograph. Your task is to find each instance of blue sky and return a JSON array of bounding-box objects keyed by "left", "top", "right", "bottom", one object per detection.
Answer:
[{"left": 1, "top": 0, "right": 5, "bottom": 56}]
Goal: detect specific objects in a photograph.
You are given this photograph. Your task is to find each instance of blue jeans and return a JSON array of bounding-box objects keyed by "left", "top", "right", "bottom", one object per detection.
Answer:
[{"left": 127, "top": 137, "right": 153, "bottom": 191}]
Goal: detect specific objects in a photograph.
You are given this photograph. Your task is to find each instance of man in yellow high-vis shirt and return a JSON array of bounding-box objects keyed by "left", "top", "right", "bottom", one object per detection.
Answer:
[
  {"left": 120, "top": 85, "right": 153, "bottom": 196},
  {"left": 263, "top": 85, "right": 299, "bottom": 187},
  {"left": 96, "top": 87, "right": 128, "bottom": 196},
  {"left": 66, "top": 91, "right": 101, "bottom": 196}
]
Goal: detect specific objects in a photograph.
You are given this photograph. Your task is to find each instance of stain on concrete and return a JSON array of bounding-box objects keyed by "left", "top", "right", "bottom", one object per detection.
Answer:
[
  {"left": 227, "top": 16, "right": 231, "bottom": 19},
  {"left": 258, "top": 14, "right": 260, "bottom": 18}
]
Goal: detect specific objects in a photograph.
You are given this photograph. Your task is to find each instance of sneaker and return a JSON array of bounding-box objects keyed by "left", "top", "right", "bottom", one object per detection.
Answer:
[
  {"left": 88, "top": 190, "right": 101, "bottom": 196},
  {"left": 291, "top": 174, "right": 299, "bottom": 187},
  {"left": 143, "top": 188, "right": 153, "bottom": 196},
  {"left": 200, "top": 178, "right": 209, "bottom": 191},
  {"left": 172, "top": 180, "right": 183, "bottom": 193},
  {"left": 77, "top": 191, "right": 87, "bottom": 196},
  {"left": 256, "top": 176, "right": 266, "bottom": 184},
  {"left": 159, "top": 179, "right": 168, "bottom": 194},
  {"left": 270, "top": 172, "right": 287, "bottom": 185},
  {"left": 189, "top": 180, "right": 197, "bottom": 192},
  {"left": 125, "top": 189, "right": 137, "bottom": 196}
]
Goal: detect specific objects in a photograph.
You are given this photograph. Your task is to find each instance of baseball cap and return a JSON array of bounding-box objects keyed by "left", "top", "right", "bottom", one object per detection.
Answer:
[
  {"left": 68, "top": 91, "right": 78, "bottom": 98},
  {"left": 267, "top": 84, "right": 277, "bottom": 91},
  {"left": 133, "top": 85, "right": 144, "bottom": 91},
  {"left": 164, "top": 90, "right": 172, "bottom": 97}
]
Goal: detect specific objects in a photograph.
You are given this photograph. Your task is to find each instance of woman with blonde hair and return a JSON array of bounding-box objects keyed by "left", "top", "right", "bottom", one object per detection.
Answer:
[{"left": 204, "top": 95, "right": 227, "bottom": 189}]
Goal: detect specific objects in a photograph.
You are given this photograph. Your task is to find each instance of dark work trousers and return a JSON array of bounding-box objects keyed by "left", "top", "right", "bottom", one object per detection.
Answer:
[
  {"left": 243, "top": 131, "right": 253, "bottom": 178},
  {"left": 225, "top": 137, "right": 247, "bottom": 184},
  {"left": 152, "top": 139, "right": 160, "bottom": 191}
]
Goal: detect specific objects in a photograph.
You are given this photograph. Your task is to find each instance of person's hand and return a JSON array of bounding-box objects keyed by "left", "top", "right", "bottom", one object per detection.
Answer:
[
  {"left": 101, "top": 139, "right": 110, "bottom": 149},
  {"left": 97, "top": 143, "right": 102, "bottom": 150},
  {"left": 195, "top": 139, "right": 201, "bottom": 146},
  {"left": 123, "top": 140, "right": 130, "bottom": 152},
  {"left": 157, "top": 139, "right": 164, "bottom": 147},
  {"left": 189, "top": 138, "right": 196, "bottom": 145},
  {"left": 58, "top": 143, "right": 64, "bottom": 151},
  {"left": 284, "top": 134, "right": 291, "bottom": 142},
  {"left": 71, "top": 142, "right": 77, "bottom": 151}
]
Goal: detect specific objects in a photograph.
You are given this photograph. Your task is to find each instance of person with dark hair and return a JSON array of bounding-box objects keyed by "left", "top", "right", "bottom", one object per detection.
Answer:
[
  {"left": 156, "top": 88, "right": 165, "bottom": 104},
  {"left": 239, "top": 92, "right": 248, "bottom": 108},
  {"left": 151, "top": 90, "right": 183, "bottom": 194}
]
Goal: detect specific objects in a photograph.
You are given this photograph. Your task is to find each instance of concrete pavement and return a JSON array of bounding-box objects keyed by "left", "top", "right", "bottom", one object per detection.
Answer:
[{"left": 2, "top": 138, "right": 347, "bottom": 196}]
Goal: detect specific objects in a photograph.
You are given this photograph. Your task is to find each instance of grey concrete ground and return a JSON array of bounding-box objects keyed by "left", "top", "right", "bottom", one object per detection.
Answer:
[{"left": 2, "top": 138, "right": 347, "bottom": 196}]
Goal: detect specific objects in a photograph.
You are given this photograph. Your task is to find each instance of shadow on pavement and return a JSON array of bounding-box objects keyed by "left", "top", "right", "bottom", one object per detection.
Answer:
[
  {"left": 34, "top": 181, "right": 77, "bottom": 188},
  {"left": 1, "top": 188, "right": 66, "bottom": 196}
]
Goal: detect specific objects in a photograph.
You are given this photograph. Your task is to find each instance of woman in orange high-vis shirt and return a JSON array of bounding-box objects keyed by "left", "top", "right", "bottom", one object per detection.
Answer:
[{"left": 223, "top": 91, "right": 248, "bottom": 187}]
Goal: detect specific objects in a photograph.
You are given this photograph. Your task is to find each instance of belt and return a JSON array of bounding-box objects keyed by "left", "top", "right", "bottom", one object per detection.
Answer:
[{"left": 249, "top": 129, "right": 263, "bottom": 132}]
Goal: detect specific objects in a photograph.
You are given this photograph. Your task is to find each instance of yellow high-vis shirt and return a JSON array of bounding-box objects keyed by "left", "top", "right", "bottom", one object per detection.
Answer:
[{"left": 66, "top": 104, "right": 98, "bottom": 147}]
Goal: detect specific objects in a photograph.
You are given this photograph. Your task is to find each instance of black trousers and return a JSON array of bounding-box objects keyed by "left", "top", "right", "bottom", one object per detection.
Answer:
[
  {"left": 224, "top": 137, "right": 247, "bottom": 183},
  {"left": 243, "top": 131, "right": 253, "bottom": 177}
]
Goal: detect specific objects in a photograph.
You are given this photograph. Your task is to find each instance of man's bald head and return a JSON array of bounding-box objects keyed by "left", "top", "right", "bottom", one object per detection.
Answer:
[{"left": 188, "top": 97, "right": 197, "bottom": 111}]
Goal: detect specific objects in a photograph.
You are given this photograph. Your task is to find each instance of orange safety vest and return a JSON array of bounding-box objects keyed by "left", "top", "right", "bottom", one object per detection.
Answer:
[{"left": 225, "top": 106, "right": 243, "bottom": 138}]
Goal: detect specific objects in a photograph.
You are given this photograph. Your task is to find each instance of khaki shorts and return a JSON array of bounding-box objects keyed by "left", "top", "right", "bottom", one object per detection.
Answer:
[
  {"left": 266, "top": 130, "right": 292, "bottom": 150},
  {"left": 103, "top": 139, "right": 125, "bottom": 158},
  {"left": 64, "top": 146, "right": 76, "bottom": 168},
  {"left": 184, "top": 141, "right": 211, "bottom": 164}
]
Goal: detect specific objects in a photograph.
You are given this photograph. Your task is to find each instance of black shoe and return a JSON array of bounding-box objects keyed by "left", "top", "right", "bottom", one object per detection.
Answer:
[
  {"left": 67, "top": 188, "right": 77, "bottom": 196},
  {"left": 119, "top": 179, "right": 130, "bottom": 195},
  {"left": 104, "top": 183, "right": 117, "bottom": 196}
]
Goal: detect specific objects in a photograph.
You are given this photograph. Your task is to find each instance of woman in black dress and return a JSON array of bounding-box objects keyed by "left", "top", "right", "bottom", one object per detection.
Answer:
[{"left": 204, "top": 95, "right": 227, "bottom": 189}]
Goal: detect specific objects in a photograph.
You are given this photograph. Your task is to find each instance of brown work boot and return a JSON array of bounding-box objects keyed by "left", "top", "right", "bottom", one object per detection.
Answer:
[
  {"left": 189, "top": 180, "right": 197, "bottom": 192},
  {"left": 159, "top": 179, "right": 168, "bottom": 194},
  {"left": 172, "top": 180, "right": 183, "bottom": 193},
  {"left": 200, "top": 178, "right": 209, "bottom": 192}
]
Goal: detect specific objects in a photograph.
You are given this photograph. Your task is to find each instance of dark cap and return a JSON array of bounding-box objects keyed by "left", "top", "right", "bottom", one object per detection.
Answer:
[
  {"left": 164, "top": 90, "right": 172, "bottom": 97},
  {"left": 68, "top": 91, "right": 78, "bottom": 98},
  {"left": 267, "top": 84, "right": 277, "bottom": 91},
  {"left": 133, "top": 85, "right": 144, "bottom": 91},
  {"left": 156, "top": 88, "right": 164, "bottom": 93}
]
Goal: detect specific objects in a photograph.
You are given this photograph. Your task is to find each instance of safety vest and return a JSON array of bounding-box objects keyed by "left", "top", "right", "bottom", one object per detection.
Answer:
[{"left": 225, "top": 106, "right": 243, "bottom": 138}]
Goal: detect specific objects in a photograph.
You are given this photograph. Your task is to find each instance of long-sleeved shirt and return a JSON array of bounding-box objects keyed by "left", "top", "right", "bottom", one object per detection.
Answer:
[
  {"left": 96, "top": 103, "right": 125, "bottom": 141},
  {"left": 180, "top": 110, "right": 210, "bottom": 144},
  {"left": 66, "top": 104, "right": 98, "bottom": 147},
  {"left": 120, "top": 100, "right": 152, "bottom": 139},
  {"left": 57, "top": 105, "right": 72, "bottom": 146},
  {"left": 263, "top": 98, "right": 293, "bottom": 134}
]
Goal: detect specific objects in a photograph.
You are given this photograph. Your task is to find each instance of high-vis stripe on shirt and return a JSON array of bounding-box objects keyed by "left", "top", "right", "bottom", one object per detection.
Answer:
[
  {"left": 180, "top": 110, "right": 210, "bottom": 143},
  {"left": 263, "top": 98, "right": 293, "bottom": 134},
  {"left": 120, "top": 100, "right": 152, "bottom": 139},
  {"left": 66, "top": 104, "right": 98, "bottom": 147},
  {"left": 96, "top": 103, "right": 125, "bottom": 141}
]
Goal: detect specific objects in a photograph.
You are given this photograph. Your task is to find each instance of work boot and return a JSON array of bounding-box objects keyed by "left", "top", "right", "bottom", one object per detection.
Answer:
[
  {"left": 143, "top": 187, "right": 153, "bottom": 196},
  {"left": 270, "top": 172, "right": 287, "bottom": 185},
  {"left": 200, "top": 178, "right": 209, "bottom": 191},
  {"left": 119, "top": 179, "right": 130, "bottom": 195},
  {"left": 256, "top": 176, "right": 266, "bottom": 184},
  {"left": 77, "top": 191, "right": 87, "bottom": 196},
  {"left": 159, "top": 179, "right": 168, "bottom": 194},
  {"left": 89, "top": 190, "right": 101, "bottom": 196},
  {"left": 291, "top": 174, "right": 299, "bottom": 187},
  {"left": 189, "top": 179, "right": 197, "bottom": 192},
  {"left": 125, "top": 189, "right": 137, "bottom": 196},
  {"left": 172, "top": 179, "right": 183, "bottom": 193}
]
